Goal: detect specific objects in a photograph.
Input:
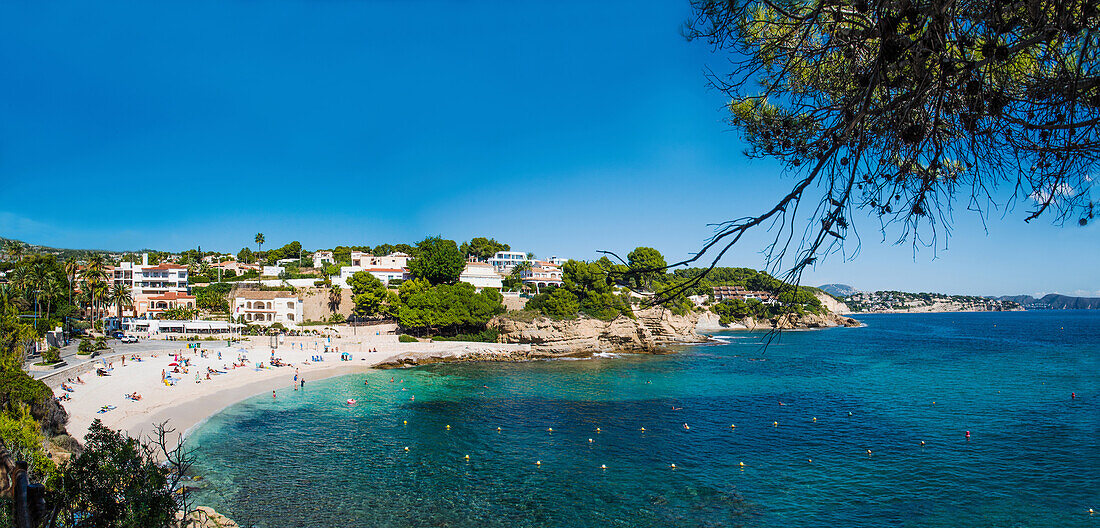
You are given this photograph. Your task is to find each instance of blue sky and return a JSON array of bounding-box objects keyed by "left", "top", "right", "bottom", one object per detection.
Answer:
[{"left": 1, "top": 1, "right": 1096, "bottom": 297}]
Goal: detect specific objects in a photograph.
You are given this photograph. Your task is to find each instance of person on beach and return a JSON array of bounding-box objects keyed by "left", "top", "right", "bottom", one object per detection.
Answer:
[{"left": 272, "top": 390, "right": 276, "bottom": 399}]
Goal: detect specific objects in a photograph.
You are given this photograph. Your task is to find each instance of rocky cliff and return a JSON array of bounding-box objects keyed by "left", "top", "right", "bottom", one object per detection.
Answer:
[{"left": 489, "top": 307, "right": 707, "bottom": 353}]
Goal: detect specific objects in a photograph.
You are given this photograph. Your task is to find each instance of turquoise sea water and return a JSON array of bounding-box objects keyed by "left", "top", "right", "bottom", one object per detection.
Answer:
[{"left": 189, "top": 311, "right": 1099, "bottom": 527}]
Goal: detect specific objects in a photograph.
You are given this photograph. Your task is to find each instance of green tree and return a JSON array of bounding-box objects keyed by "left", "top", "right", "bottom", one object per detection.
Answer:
[
  {"left": 237, "top": 246, "right": 255, "bottom": 263},
  {"left": 527, "top": 288, "right": 580, "bottom": 319},
  {"left": 460, "top": 237, "right": 510, "bottom": 261},
  {"left": 54, "top": 420, "right": 177, "bottom": 527},
  {"left": 347, "top": 271, "right": 398, "bottom": 318},
  {"left": 626, "top": 247, "right": 667, "bottom": 291},
  {"left": 408, "top": 236, "right": 465, "bottom": 285},
  {"left": 255, "top": 232, "right": 265, "bottom": 252},
  {"left": 109, "top": 283, "right": 133, "bottom": 323},
  {"left": 682, "top": 0, "right": 1099, "bottom": 282}
]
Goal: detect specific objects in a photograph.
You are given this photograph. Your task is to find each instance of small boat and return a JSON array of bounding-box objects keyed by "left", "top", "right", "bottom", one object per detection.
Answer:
[{"left": 346, "top": 399, "right": 357, "bottom": 405}]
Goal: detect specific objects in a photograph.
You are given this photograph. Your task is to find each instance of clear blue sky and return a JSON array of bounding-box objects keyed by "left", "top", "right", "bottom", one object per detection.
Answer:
[{"left": 1, "top": 1, "right": 1096, "bottom": 297}]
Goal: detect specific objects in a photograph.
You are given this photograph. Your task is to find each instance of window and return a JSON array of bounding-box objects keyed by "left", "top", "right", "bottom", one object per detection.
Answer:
[
  {"left": 287, "top": 301, "right": 294, "bottom": 308},
  {"left": 287, "top": 314, "right": 295, "bottom": 321}
]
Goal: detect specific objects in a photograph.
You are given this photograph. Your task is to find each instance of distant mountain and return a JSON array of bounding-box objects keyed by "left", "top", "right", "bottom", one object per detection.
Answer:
[
  {"left": 818, "top": 284, "right": 860, "bottom": 297},
  {"left": 996, "top": 294, "right": 1100, "bottom": 309}
]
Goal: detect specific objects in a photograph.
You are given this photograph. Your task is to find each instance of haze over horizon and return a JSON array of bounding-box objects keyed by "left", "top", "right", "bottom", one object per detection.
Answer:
[{"left": 2, "top": 1, "right": 1096, "bottom": 298}]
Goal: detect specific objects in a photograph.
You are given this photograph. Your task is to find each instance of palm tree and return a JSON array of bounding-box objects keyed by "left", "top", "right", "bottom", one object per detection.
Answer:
[
  {"left": 4, "top": 240, "right": 26, "bottom": 262},
  {"left": 109, "top": 283, "right": 133, "bottom": 325},
  {"left": 64, "top": 259, "right": 79, "bottom": 310},
  {"left": 81, "top": 253, "right": 108, "bottom": 326},
  {"left": 255, "top": 233, "right": 265, "bottom": 253}
]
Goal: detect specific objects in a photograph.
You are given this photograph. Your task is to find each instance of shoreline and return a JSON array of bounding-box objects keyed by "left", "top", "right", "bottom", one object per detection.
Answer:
[{"left": 50, "top": 334, "right": 534, "bottom": 444}]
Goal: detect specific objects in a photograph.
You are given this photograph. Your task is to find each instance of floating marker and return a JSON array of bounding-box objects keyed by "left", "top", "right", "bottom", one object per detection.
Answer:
[
  {"left": 536, "top": 460, "right": 541, "bottom": 466},
  {"left": 808, "top": 458, "right": 812, "bottom": 463},
  {"left": 547, "top": 427, "right": 553, "bottom": 433},
  {"left": 640, "top": 427, "right": 646, "bottom": 432},
  {"left": 588, "top": 438, "right": 594, "bottom": 443},
  {"left": 730, "top": 424, "right": 736, "bottom": 429},
  {"left": 773, "top": 421, "right": 779, "bottom": 427},
  {"left": 739, "top": 461, "right": 745, "bottom": 467},
  {"left": 812, "top": 417, "right": 817, "bottom": 423},
  {"left": 445, "top": 425, "right": 451, "bottom": 430},
  {"left": 600, "top": 464, "right": 607, "bottom": 470},
  {"left": 403, "top": 420, "right": 407, "bottom": 425},
  {"left": 867, "top": 449, "right": 872, "bottom": 455},
  {"left": 404, "top": 446, "right": 409, "bottom": 452},
  {"left": 920, "top": 441, "right": 925, "bottom": 446},
  {"left": 496, "top": 427, "right": 502, "bottom": 432},
  {"left": 596, "top": 427, "right": 601, "bottom": 433},
  {"left": 669, "top": 463, "right": 677, "bottom": 469}
]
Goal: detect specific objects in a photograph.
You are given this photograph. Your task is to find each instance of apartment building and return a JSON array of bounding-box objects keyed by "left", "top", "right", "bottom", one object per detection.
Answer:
[{"left": 233, "top": 290, "right": 303, "bottom": 326}]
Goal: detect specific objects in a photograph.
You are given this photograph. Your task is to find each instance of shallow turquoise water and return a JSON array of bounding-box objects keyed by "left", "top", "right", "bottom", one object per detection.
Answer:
[{"left": 189, "top": 311, "right": 1099, "bottom": 527}]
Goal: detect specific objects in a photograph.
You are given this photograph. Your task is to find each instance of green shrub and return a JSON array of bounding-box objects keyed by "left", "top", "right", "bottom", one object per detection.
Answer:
[
  {"left": 398, "top": 334, "right": 418, "bottom": 343},
  {"left": 431, "top": 329, "right": 500, "bottom": 342},
  {"left": 94, "top": 336, "right": 108, "bottom": 350},
  {"left": 40, "top": 346, "right": 61, "bottom": 364},
  {"left": 0, "top": 406, "right": 55, "bottom": 479},
  {"left": 78, "top": 339, "right": 94, "bottom": 355}
]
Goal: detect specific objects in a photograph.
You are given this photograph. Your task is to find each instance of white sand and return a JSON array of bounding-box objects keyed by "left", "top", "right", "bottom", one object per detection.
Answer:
[{"left": 49, "top": 332, "right": 532, "bottom": 444}]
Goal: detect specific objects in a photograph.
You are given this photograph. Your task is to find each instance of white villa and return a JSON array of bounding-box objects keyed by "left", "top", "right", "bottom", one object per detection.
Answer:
[
  {"left": 488, "top": 251, "right": 527, "bottom": 273},
  {"left": 312, "top": 250, "right": 335, "bottom": 268},
  {"left": 338, "top": 267, "right": 408, "bottom": 285},
  {"left": 233, "top": 291, "right": 303, "bottom": 326},
  {"left": 350, "top": 252, "right": 411, "bottom": 269},
  {"left": 521, "top": 260, "right": 564, "bottom": 290},
  {"left": 459, "top": 261, "right": 503, "bottom": 290}
]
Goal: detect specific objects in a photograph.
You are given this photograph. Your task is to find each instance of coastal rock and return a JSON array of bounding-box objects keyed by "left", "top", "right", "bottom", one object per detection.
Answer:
[
  {"left": 489, "top": 307, "right": 708, "bottom": 354},
  {"left": 813, "top": 291, "right": 851, "bottom": 314},
  {"left": 178, "top": 506, "right": 239, "bottom": 528}
]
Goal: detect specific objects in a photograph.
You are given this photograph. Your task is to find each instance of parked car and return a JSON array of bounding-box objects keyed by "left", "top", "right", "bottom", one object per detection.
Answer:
[
  {"left": 120, "top": 335, "right": 139, "bottom": 344},
  {"left": 113, "top": 331, "right": 125, "bottom": 339}
]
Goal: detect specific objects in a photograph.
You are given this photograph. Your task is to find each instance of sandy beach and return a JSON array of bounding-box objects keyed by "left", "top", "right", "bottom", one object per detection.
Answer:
[{"left": 45, "top": 331, "right": 532, "bottom": 444}]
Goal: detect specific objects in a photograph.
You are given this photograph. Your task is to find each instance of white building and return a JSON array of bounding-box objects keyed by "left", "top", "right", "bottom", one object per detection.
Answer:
[
  {"left": 459, "top": 262, "right": 503, "bottom": 290},
  {"left": 312, "top": 250, "right": 335, "bottom": 268},
  {"left": 521, "top": 260, "right": 564, "bottom": 290},
  {"left": 339, "top": 266, "right": 408, "bottom": 286},
  {"left": 488, "top": 251, "right": 528, "bottom": 273},
  {"left": 276, "top": 258, "right": 300, "bottom": 266},
  {"left": 545, "top": 255, "right": 567, "bottom": 266},
  {"left": 233, "top": 291, "right": 303, "bottom": 326},
  {"left": 110, "top": 253, "right": 189, "bottom": 296},
  {"left": 107, "top": 253, "right": 191, "bottom": 317},
  {"left": 262, "top": 265, "right": 285, "bottom": 276},
  {"left": 351, "top": 252, "right": 411, "bottom": 269}
]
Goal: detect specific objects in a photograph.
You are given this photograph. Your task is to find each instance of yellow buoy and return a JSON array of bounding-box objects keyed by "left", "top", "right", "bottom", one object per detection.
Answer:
[
  {"left": 812, "top": 417, "right": 817, "bottom": 423},
  {"left": 640, "top": 427, "right": 646, "bottom": 432},
  {"left": 547, "top": 427, "right": 553, "bottom": 433},
  {"left": 600, "top": 464, "right": 607, "bottom": 469},
  {"left": 588, "top": 438, "right": 594, "bottom": 443},
  {"left": 536, "top": 460, "right": 541, "bottom": 466},
  {"left": 773, "top": 421, "right": 779, "bottom": 427},
  {"left": 596, "top": 427, "right": 601, "bottom": 433},
  {"left": 403, "top": 420, "right": 407, "bottom": 425},
  {"left": 669, "top": 463, "right": 677, "bottom": 469},
  {"left": 867, "top": 449, "right": 872, "bottom": 455},
  {"left": 404, "top": 446, "right": 409, "bottom": 452},
  {"left": 920, "top": 440, "right": 925, "bottom": 446},
  {"left": 739, "top": 461, "right": 745, "bottom": 467},
  {"left": 808, "top": 458, "right": 812, "bottom": 463},
  {"left": 730, "top": 424, "right": 736, "bottom": 429},
  {"left": 464, "top": 454, "right": 470, "bottom": 460},
  {"left": 496, "top": 427, "right": 502, "bottom": 432}
]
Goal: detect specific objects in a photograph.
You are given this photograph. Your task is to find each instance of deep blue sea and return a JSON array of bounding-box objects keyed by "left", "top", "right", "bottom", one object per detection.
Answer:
[{"left": 189, "top": 311, "right": 1099, "bottom": 527}]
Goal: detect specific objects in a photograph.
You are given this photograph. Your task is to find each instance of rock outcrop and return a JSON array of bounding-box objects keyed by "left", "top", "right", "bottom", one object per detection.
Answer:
[
  {"left": 813, "top": 291, "right": 851, "bottom": 314},
  {"left": 489, "top": 307, "right": 707, "bottom": 354},
  {"left": 727, "top": 311, "right": 860, "bottom": 330}
]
